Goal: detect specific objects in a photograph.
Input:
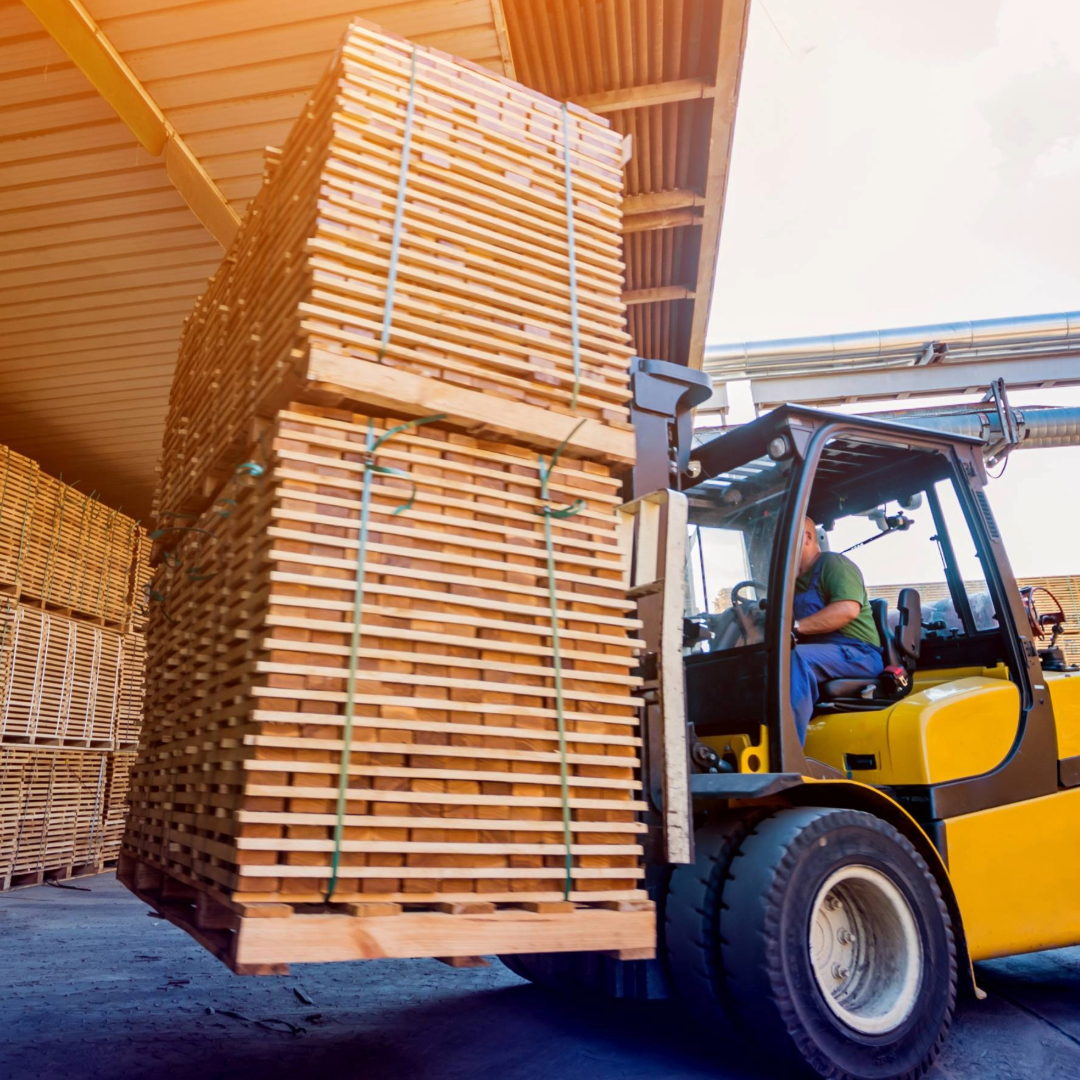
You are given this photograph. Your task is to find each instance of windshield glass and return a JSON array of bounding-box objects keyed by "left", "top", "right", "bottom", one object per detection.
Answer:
[{"left": 685, "top": 454, "right": 794, "bottom": 652}]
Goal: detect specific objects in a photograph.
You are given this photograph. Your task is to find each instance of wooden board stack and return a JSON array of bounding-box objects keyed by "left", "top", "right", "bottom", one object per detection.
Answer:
[
  {"left": 0, "top": 442, "right": 150, "bottom": 889},
  {"left": 122, "top": 21, "right": 654, "bottom": 973},
  {"left": 155, "top": 18, "right": 634, "bottom": 523}
]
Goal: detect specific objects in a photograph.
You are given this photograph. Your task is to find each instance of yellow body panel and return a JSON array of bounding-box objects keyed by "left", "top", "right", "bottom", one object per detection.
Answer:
[
  {"left": 804, "top": 707, "right": 896, "bottom": 780},
  {"left": 1047, "top": 671, "right": 1080, "bottom": 758},
  {"left": 909, "top": 664, "right": 1010, "bottom": 691},
  {"left": 945, "top": 786, "right": 1080, "bottom": 960},
  {"left": 797, "top": 666, "right": 1080, "bottom": 965},
  {"left": 805, "top": 675, "right": 1018, "bottom": 786}
]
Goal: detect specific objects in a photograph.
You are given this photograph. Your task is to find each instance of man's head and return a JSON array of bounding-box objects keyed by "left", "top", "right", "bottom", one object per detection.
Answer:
[{"left": 799, "top": 516, "right": 821, "bottom": 575}]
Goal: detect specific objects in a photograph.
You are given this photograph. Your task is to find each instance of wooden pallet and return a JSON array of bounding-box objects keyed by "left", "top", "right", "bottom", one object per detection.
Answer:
[
  {"left": 1, "top": 857, "right": 118, "bottom": 892},
  {"left": 0, "top": 747, "right": 134, "bottom": 887},
  {"left": 0, "top": 443, "right": 149, "bottom": 626},
  {"left": 0, "top": 600, "right": 143, "bottom": 750},
  {"left": 155, "top": 18, "right": 634, "bottom": 521},
  {"left": 118, "top": 852, "right": 655, "bottom": 975},
  {"left": 127, "top": 403, "right": 644, "bottom": 908}
]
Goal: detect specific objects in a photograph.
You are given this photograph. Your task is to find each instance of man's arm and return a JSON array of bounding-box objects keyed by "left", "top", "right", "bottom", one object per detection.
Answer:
[{"left": 796, "top": 600, "right": 861, "bottom": 636}]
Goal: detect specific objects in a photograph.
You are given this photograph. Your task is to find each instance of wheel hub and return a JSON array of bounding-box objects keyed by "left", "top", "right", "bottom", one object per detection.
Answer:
[{"left": 809, "top": 864, "right": 923, "bottom": 1035}]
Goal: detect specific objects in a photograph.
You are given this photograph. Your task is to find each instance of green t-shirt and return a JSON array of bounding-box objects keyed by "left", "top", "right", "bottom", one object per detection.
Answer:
[{"left": 796, "top": 552, "right": 880, "bottom": 648}]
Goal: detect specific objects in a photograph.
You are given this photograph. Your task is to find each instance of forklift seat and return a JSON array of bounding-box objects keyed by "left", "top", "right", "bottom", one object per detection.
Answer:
[{"left": 818, "top": 592, "right": 921, "bottom": 704}]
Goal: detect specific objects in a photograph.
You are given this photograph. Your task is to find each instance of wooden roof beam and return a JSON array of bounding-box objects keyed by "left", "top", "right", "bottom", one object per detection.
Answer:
[
  {"left": 686, "top": 0, "right": 752, "bottom": 368},
  {"left": 623, "top": 285, "right": 695, "bottom": 305},
  {"left": 20, "top": 0, "right": 241, "bottom": 249},
  {"left": 624, "top": 190, "right": 704, "bottom": 215},
  {"left": 573, "top": 78, "right": 715, "bottom": 115},
  {"left": 622, "top": 208, "right": 704, "bottom": 234}
]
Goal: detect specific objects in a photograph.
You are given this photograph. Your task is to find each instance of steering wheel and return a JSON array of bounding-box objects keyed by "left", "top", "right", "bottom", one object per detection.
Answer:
[
  {"left": 691, "top": 580, "right": 769, "bottom": 653},
  {"left": 731, "top": 580, "right": 768, "bottom": 608}
]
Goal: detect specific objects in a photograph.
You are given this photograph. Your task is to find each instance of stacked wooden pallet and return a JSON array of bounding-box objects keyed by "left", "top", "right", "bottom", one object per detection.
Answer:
[
  {"left": 0, "top": 443, "right": 149, "bottom": 888},
  {"left": 0, "top": 746, "right": 125, "bottom": 890},
  {"left": 156, "top": 19, "right": 633, "bottom": 522},
  {"left": 0, "top": 601, "right": 144, "bottom": 749},
  {"left": 0, "top": 443, "right": 147, "bottom": 629},
  {"left": 0, "top": 442, "right": 149, "bottom": 751},
  {"left": 122, "top": 21, "right": 652, "bottom": 973}
]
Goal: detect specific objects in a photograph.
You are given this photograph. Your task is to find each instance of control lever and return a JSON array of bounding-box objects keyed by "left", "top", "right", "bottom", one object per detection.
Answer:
[{"left": 683, "top": 617, "right": 713, "bottom": 649}]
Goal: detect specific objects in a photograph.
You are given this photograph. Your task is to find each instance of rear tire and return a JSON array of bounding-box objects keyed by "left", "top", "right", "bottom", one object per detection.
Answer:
[
  {"left": 721, "top": 807, "right": 956, "bottom": 1079},
  {"left": 498, "top": 953, "right": 537, "bottom": 983}
]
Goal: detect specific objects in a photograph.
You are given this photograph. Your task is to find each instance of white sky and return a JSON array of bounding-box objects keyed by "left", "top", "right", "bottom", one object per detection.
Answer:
[{"left": 707, "top": 0, "right": 1080, "bottom": 579}]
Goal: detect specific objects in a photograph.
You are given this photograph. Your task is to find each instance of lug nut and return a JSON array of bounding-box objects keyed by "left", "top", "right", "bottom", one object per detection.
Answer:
[
  {"left": 832, "top": 963, "right": 850, "bottom": 981},
  {"left": 824, "top": 894, "right": 840, "bottom": 911},
  {"left": 837, "top": 928, "right": 855, "bottom": 945}
]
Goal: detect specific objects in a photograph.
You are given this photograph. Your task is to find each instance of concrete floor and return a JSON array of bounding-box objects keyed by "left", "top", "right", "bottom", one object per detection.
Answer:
[{"left": 2, "top": 875, "right": 1079, "bottom": 1080}]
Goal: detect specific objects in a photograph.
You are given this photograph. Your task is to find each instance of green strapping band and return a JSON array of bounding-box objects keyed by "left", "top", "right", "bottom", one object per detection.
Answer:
[
  {"left": 536, "top": 420, "right": 587, "bottom": 900},
  {"left": 561, "top": 103, "right": 582, "bottom": 411},
  {"left": 325, "top": 411, "right": 447, "bottom": 903},
  {"left": 379, "top": 47, "right": 419, "bottom": 360},
  {"left": 150, "top": 460, "right": 268, "bottom": 621}
]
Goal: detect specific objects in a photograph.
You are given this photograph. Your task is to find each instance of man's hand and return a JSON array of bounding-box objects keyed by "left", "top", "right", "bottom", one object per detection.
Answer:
[{"left": 795, "top": 600, "right": 861, "bottom": 637}]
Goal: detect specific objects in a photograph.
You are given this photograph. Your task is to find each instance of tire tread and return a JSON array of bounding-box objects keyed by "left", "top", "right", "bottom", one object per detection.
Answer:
[{"left": 721, "top": 808, "right": 957, "bottom": 1080}]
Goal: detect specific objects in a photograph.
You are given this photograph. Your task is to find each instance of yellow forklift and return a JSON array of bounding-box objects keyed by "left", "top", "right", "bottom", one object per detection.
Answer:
[{"left": 504, "top": 360, "right": 1080, "bottom": 1080}]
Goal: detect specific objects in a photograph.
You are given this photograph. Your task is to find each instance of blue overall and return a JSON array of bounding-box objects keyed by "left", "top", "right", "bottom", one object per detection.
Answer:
[{"left": 790, "top": 558, "right": 884, "bottom": 742}]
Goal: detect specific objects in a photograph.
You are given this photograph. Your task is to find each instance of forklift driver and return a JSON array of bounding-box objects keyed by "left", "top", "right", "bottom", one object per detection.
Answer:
[{"left": 790, "top": 517, "right": 883, "bottom": 741}]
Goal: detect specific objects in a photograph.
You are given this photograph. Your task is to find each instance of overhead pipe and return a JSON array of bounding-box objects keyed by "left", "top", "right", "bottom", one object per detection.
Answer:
[
  {"left": 884, "top": 406, "right": 1080, "bottom": 456},
  {"left": 694, "top": 404, "right": 1080, "bottom": 458},
  {"left": 704, "top": 311, "right": 1080, "bottom": 378}
]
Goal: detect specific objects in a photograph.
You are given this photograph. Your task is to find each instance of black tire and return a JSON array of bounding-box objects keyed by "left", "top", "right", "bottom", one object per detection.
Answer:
[
  {"left": 498, "top": 952, "right": 582, "bottom": 990},
  {"left": 721, "top": 807, "right": 956, "bottom": 1080},
  {"left": 498, "top": 950, "right": 655, "bottom": 1000},
  {"left": 663, "top": 812, "right": 766, "bottom": 1025},
  {"left": 499, "top": 953, "right": 536, "bottom": 982}
]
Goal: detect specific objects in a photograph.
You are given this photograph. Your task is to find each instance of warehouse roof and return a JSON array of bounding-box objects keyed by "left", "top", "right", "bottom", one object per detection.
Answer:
[{"left": 0, "top": 0, "right": 748, "bottom": 515}]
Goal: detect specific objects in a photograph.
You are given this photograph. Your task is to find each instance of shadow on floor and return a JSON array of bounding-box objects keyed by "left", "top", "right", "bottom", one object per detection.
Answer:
[{"left": 4, "top": 876, "right": 1080, "bottom": 1080}]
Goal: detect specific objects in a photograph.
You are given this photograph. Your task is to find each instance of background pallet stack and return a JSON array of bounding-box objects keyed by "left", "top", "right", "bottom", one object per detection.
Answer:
[
  {"left": 0, "top": 445, "right": 149, "bottom": 890},
  {"left": 121, "top": 19, "right": 655, "bottom": 973}
]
